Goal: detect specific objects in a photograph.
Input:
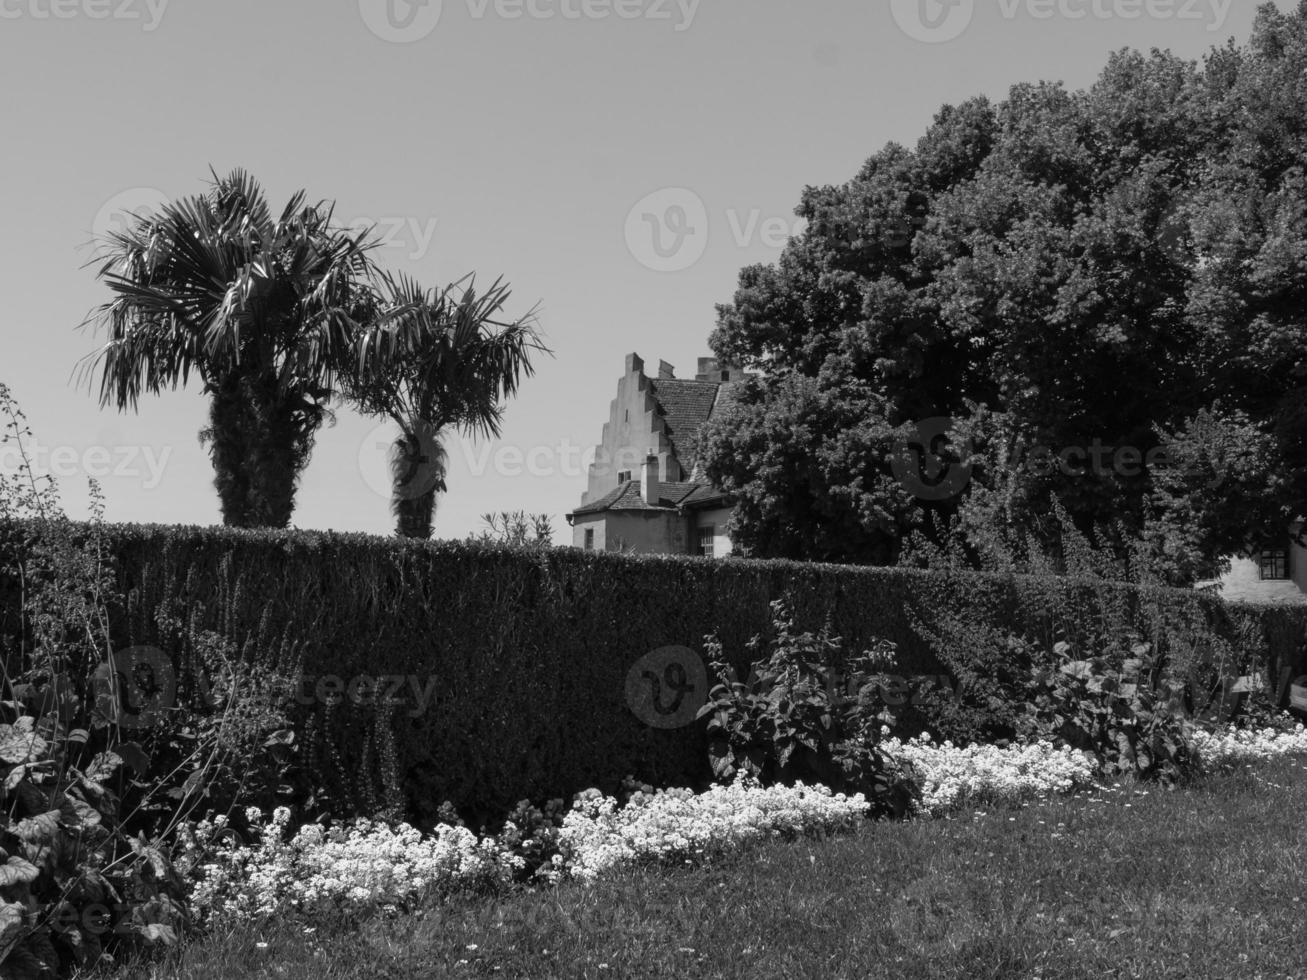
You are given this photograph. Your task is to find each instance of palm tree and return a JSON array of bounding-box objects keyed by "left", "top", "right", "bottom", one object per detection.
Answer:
[
  {"left": 349, "top": 271, "right": 547, "bottom": 539},
  {"left": 80, "top": 169, "right": 377, "bottom": 528}
]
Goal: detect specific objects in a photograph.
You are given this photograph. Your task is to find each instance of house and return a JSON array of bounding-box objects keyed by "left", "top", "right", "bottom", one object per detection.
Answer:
[
  {"left": 567, "top": 352, "right": 741, "bottom": 556},
  {"left": 1202, "top": 525, "right": 1307, "bottom": 605}
]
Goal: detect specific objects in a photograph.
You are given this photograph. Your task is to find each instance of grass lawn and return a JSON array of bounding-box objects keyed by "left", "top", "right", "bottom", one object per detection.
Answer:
[{"left": 105, "top": 758, "right": 1307, "bottom": 980}]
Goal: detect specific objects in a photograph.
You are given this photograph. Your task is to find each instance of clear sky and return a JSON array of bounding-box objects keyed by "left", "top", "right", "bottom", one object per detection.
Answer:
[{"left": 0, "top": 0, "right": 1286, "bottom": 541}]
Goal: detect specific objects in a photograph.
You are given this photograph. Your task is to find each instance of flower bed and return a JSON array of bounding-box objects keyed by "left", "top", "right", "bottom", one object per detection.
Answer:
[
  {"left": 179, "top": 808, "right": 521, "bottom": 924},
  {"left": 882, "top": 735, "right": 1098, "bottom": 816},
  {"left": 1189, "top": 723, "right": 1307, "bottom": 767},
  {"left": 558, "top": 781, "right": 866, "bottom": 882},
  {"left": 179, "top": 720, "right": 1307, "bottom": 929},
  {"left": 180, "top": 779, "right": 868, "bottom": 924}
]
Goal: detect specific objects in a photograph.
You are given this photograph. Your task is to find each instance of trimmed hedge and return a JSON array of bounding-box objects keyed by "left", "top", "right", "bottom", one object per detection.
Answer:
[{"left": 2, "top": 521, "right": 1305, "bottom": 826}]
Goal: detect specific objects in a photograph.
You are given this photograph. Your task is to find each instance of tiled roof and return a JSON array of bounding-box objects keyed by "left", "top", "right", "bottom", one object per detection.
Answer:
[
  {"left": 679, "top": 483, "right": 732, "bottom": 509},
  {"left": 649, "top": 378, "right": 720, "bottom": 469},
  {"left": 710, "top": 380, "right": 744, "bottom": 418},
  {"left": 569, "top": 480, "right": 704, "bottom": 517}
]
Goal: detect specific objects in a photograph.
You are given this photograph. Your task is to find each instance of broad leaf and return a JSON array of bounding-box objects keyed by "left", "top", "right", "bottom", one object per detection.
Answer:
[
  {"left": 0, "top": 856, "right": 40, "bottom": 888},
  {"left": 0, "top": 723, "right": 47, "bottom": 766}
]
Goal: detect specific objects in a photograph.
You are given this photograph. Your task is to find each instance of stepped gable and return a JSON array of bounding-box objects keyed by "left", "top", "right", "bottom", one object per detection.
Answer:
[{"left": 648, "top": 377, "right": 720, "bottom": 471}]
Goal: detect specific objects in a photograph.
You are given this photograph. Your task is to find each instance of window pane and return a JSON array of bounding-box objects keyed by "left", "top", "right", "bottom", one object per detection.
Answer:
[{"left": 1260, "top": 549, "right": 1289, "bottom": 580}]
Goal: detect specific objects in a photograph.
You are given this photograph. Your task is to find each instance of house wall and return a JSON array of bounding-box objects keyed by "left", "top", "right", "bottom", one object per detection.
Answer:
[
  {"left": 691, "top": 507, "right": 734, "bottom": 557},
  {"left": 605, "top": 512, "right": 684, "bottom": 554},
  {"left": 570, "top": 512, "right": 684, "bottom": 554},
  {"left": 571, "top": 516, "right": 607, "bottom": 552},
  {"left": 580, "top": 354, "right": 680, "bottom": 506},
  {"left": 1291, "top": 522, "right": 1307, "bottom": 595},
  {"left": 1209, "top": 525, "right": 1307, "bottom": 604}
]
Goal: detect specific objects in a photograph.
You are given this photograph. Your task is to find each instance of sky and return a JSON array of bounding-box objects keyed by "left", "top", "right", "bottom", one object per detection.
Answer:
[{"left": 0, "top": 0, "right": 1289, "bottom": 543}]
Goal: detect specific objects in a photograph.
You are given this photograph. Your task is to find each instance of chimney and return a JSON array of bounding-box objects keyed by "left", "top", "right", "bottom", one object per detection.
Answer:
[
  {"left": 696, "top": 356, "right": 743, "bottom": 383},
  {"left": 641, "top": 454, "right": 660, "bottom": 505},
  {"left": 625, "top": 352, "right": 644, "bottom": 377},
  {"left": 658, "top": 360, "right": 676, "bottom": 379}
]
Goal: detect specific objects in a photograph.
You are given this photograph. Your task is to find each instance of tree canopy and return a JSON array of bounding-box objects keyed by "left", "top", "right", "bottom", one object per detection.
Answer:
[{"left": 702, "top": 2, "right": 1307, "bottom": 583}]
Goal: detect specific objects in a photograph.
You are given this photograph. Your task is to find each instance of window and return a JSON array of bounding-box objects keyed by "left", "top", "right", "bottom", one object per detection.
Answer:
[
  {"left": 698, "top": 526, "right": 715, "bottom": 558},
  {"left": 617, "top": 470, "right": 632, "bottom": 484},
  {"left": 584, "top": 529, "right": 595, "bottom": 551},
  {"left": 1260, "top": 548, "right": 1289, "bottom": 581}
]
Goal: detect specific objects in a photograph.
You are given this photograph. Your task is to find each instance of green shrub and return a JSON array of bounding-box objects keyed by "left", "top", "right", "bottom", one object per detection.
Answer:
[
  {"left": 5, "top": 519, "right": 1304, "bottom": 827},
  {"left": 696, "top": 600, "right": 919, "bottom": 819},
  {"left": 7, "top": 516, "right": 1306, "bottom": 826}
]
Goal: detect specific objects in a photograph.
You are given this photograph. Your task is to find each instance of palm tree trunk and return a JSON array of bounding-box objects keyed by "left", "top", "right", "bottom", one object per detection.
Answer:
[
  {"left": 390, "top": 429, "right": 446, "bottom": 539},
  {"left": 242, "top": 373, "right": 309, "bottom": 529},
  {"left": 202, "top": 376, "right": 252, "bottom": 527},
  {"left": 203, "top": 372, "right": 319, "bottom": 529}
]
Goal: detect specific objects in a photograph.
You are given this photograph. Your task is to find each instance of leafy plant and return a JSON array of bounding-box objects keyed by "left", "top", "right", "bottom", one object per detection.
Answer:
[
  {"left": 696, "top": 599, "right": 919, "bottom": 819},
  {"left": 1018, "top": 637, "right": 1197, "bottom": 784},
  {"left": 0, "top": 383, "right": 331, "bottom": 976},
  {"left": 469, "top": 512, "right": 553, "bottom": 549},
  {"left": 0, "top": 711, "right": 189, "bottom": 979},
  {"left": 906, "top": 618, "right": 1045, "bottom": 747}
]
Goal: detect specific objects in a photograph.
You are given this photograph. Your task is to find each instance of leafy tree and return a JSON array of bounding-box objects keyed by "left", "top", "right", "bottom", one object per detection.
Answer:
[
  {"left": 1144, "top": 408, "right": 1285, "bottom": 584},
  {"left": 347, "top": 272, "right": 546, "bottom": 539},
  {"left": 702, "top": 4, "right": 1307, "bottom": 579},
  {"left": 80, "top": 169, "right": 376, "bottom": 528},
  {"left": 700, "top": 373, "right": 914, "bottom": 564}
]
